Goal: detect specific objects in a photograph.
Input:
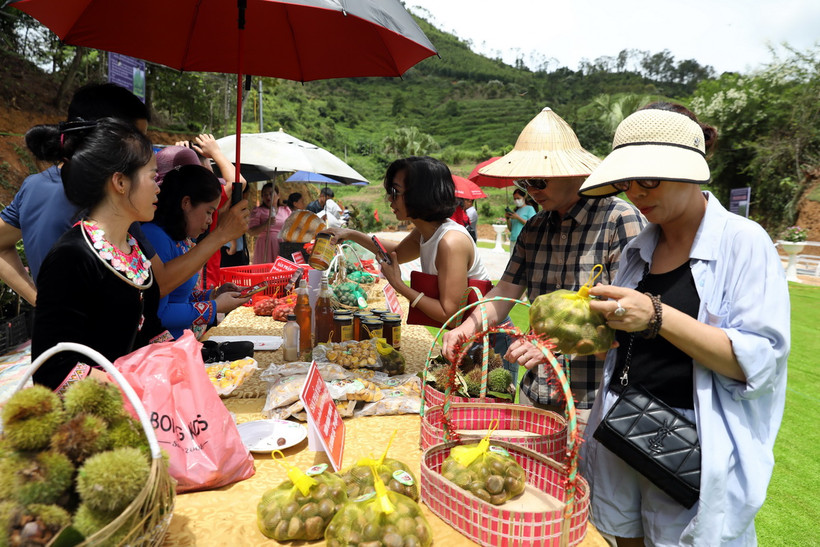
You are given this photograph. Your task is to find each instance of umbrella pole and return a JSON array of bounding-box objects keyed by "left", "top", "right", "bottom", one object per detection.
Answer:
[{"left": 235, "top": 0, "right": 247, "bottom": 182}]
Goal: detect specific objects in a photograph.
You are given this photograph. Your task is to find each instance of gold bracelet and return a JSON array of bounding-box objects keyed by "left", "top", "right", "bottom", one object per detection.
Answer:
[{"left": 410, "top": 292, "right": 424, "bottom": 308}]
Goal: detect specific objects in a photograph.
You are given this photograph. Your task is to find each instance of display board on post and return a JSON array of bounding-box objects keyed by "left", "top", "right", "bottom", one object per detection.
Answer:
[{"left": 299, "top": 361, "right": 345, "bottom": 471}]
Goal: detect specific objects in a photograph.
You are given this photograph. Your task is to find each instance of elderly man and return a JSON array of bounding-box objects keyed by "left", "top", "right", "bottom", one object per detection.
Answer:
[{"left": 442, "top": 107, "right": 645, "bottom": 432}]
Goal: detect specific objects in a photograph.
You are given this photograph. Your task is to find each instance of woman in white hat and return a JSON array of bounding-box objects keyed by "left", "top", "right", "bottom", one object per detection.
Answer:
[{"left": 579, "top": 102, "right": 790, "bottom": 546}]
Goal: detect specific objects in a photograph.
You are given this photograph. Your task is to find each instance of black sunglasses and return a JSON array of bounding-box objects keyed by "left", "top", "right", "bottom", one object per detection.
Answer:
[
  {"left": 612, "top": 179, "right": 662, "bottom": 192},
  {"left": 513, "top": 178, "right": 548, "bottom": 191},
  {"left": 386, "top": 185, "right": 404, "bottom": 200}
]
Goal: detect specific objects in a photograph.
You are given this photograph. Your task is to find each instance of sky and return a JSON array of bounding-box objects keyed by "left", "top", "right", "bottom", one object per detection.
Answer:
[{"left": 407, "top": 0, "right": 820, "bottom": 75}]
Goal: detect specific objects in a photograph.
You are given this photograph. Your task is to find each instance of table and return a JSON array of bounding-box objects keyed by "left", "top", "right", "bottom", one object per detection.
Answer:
[{"left": 163, "top": 298, "right": 607, "bottom": 546}]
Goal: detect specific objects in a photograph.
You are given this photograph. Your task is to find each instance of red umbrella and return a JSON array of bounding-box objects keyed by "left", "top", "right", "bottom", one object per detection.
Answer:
[
  {"left": 9, "top": 0, "right": 438, "bottom": 179},
  {"left": 452, "top": 175, "right": 487, "bottom": 199},
  {"left": 468, "top": 156, "right": 515, "bottom": 188}
]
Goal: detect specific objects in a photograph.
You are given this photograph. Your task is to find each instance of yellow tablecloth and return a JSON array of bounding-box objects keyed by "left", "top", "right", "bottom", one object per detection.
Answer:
[{"left": 164, "top": 300, "right": 608, "bottom": 546}]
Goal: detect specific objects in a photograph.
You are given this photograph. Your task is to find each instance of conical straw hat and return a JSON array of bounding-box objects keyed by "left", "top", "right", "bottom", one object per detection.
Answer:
[{"left": 479, "top": 107, "right": 601, "bottom": 179}]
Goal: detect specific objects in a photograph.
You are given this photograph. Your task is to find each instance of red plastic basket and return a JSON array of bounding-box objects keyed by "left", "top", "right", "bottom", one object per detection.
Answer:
[
  {"left": 421, "top": 440, "right": 589, "bottom": 547},
  {"left": 420, "top": 403, "right": 567, "bottom": 462},
  {"left": 220, "top": 261, "right": 297, "bottom": 300}
]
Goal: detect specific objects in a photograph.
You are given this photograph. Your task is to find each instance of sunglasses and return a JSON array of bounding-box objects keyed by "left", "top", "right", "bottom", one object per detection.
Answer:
[
  {"left": 612, "top": 179, "right": 662, "bottom": 192},
  {"left": 386, "top": 186, "right": 404, "bottom": 201},
  {"left": 513, "top": 178, "right": 548, "bottom": 191}
]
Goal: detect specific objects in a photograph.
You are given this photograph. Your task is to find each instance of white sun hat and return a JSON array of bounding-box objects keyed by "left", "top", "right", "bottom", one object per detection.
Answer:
[{"left": 579, "top": 109, "right": 711, "bottom": 197}]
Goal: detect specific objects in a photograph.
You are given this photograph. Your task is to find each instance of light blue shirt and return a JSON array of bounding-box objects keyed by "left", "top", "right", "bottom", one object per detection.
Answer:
[{"left": 583, "top": 192, "right": 790, "bottom": 545}]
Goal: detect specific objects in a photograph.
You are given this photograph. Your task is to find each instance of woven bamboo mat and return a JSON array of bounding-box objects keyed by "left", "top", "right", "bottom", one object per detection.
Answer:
[{"left": 205, "top": 280, "right": 437, "bottom": 399}]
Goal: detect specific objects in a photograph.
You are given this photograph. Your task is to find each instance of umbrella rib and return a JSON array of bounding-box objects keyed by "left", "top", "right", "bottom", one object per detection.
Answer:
[
  {"left": 281, "top": 6, "right": 306, "bottom": 83},
  {"left": 179, "top": 0, "right": 206, "bottom": 70}
]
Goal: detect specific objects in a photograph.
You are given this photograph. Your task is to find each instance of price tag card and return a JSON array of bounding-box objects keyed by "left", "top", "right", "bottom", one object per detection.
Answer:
[
  {"left": 383, "top": 283, "right": 402, "bottom": 314},
  {"left": 299, "top": 361, "right": 345, "bottom": 471},
  {"left": 292, "top": 252, "right": 307, "bottom": 265}
]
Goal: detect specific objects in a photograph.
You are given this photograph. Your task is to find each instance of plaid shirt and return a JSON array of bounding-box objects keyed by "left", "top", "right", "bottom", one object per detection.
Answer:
[{"left": 502, "top": 196, "right": 645, "bottom": 408}]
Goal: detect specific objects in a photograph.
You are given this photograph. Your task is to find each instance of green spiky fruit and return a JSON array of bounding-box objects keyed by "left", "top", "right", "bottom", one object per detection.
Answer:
[
  {"left": 464, "top": 367, "right": 483, "bottom": 397},
  {"left": 51, "top": 413, "right": 110, "bottom": 465},
  {"left": 76, "top": 448, "right": 149, "bottom": 514},
  {"left": 72, "top": 503, "right": 128, "bottom": 545},
  {"left": 1, "top": 385, "right": 64, "bottom": 451},
  {"left": 108, "top": 416, "right": 149, "bottom": 458},
  {"left": 487, "top": 349, "right": 503, "bottom": 371},
  {"left": 0, "top": 500, "right": 16, "bottom": 546},
  {"left": 0, "top": 451, "right": 74, "bottom": 505},
  {"left": 62, "top": 378, "right": 125, "bottom": 423},
  {"left": 488, "top": 368, "right": 513, "bottom": 394},
  {"left": 430, "top": 365, "right": 452, "bottom": 392}
]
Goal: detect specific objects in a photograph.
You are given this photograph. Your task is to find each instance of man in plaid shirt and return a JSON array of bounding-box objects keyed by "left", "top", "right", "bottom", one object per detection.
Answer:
[{"left": 443, "top": 107, "right": 645, "bottom": 432}]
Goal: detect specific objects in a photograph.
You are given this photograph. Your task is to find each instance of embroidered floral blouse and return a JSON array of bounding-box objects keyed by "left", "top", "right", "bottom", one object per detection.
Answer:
[{"left": 141, "top": 222, "right": 217, "bottom": 339}]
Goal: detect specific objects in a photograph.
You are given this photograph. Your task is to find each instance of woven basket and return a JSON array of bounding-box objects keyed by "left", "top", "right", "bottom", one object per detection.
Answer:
[
  {"left": 420, "top": 403, "right": 566, "bottom": 461},
  {"left": 14, "top": 342, "right": 176, "bottom": 546},
  {"left": 422, "top": 383, "right": 506, "bottom": 408},
  {"left": 420, "top": 440, "right": 589, "bottom": 547}
]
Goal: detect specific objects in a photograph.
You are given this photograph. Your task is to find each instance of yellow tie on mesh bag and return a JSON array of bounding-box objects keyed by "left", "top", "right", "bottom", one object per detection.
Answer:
[
  {"left": 271, "top": 450, "right": 317, "bottom": 496},
  {"left": 451, "top": 420, "right": 498, "bottom": 467}
]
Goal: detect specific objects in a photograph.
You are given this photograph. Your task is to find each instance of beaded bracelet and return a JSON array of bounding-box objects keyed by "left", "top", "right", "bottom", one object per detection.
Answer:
[{"left": 641, "top": 292, "right": 663, "bottom": 339}]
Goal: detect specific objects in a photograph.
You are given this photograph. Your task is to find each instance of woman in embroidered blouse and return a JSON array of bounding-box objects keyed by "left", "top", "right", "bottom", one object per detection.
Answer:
[
  {"left": 578, "top": 103, "right": 789, "bottom": 545},
  {"left": 30, "top": 118, "right": 170, "bottom": 392},
  {"left": 248, "top": 182, "right": 291, "bottom": 263},
  {"left": 142, "top": 165, "right": 248, "bottom": 339}
]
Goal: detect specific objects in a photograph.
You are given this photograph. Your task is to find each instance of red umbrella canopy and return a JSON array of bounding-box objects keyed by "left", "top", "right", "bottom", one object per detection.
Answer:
[
  {"left": 9, "top": 0, "right": 438, "bottom": 178},
  {"left": 452, "top": 175, "right": 487, "bottom": 199},
  {"left": 468, "top": 157, "right": 515, "bottom": 188},
  {"left": 9, "top": 0, "right": 437, "bottom": 81}
]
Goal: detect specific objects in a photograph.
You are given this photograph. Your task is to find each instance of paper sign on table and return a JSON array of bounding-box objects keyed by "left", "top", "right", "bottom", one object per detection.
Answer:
[
  {"left": 383, "top": 283, "right": 402, "bottom": 314},
  {"left": 292, "top": 252, "right": 306, "bottom": 265},
  {"left": 299, "top": 360, "right": 345, "bottom": 471}
]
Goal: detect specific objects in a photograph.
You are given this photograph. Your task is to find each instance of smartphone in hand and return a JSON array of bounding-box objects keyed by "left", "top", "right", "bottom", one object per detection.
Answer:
[
  {"left": 239, "top": 282, "right": 268, "bottom": 298},
  {"left": 505, "top": 206, "right": 514, "bottom": 214},
  {"left": 371, "top": 235, "right": 391, "bottom": 265}
]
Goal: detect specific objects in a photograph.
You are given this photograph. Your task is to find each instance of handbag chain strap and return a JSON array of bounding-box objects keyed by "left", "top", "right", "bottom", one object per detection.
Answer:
[{"left": 618, "top": 263, "right": 650, "bottom": 386}]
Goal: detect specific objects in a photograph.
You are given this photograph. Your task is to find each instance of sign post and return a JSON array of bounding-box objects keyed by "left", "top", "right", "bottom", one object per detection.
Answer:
[
  {"left": 108, "top": 52, "right": 146, "bottom": 102},
  {"left": 299, "top": 361, "right": 345, "bottom": 471},
  {"left": 729, "top": 187, "right": 751, "bottom": 218}
]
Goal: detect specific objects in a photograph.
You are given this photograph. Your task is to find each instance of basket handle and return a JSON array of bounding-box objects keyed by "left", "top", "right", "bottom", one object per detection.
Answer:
[{"left": 14, "top": 342, "right": 162, "bottom": 460}]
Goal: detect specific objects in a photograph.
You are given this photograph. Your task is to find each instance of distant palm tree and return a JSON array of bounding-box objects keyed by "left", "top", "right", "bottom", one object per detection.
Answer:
[
  {"left": 592, "top": 93, "right": 654, "bottom": 134},
  {"left": 382, "top": 126, "right": 439, "bottom": 157}
]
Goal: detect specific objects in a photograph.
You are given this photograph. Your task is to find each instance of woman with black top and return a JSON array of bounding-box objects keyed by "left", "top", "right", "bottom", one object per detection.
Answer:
[
  {"left": 578, "top": 103, "right": 790, "bottom": 545},
  {"left": 29, "top": 118, "right": 170, "bottom": 393}
]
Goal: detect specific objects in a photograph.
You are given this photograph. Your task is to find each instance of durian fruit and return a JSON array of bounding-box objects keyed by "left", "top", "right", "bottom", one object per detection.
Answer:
[
  {"left": 108, "top": 416, "right": 149, "bottom": 458},
  {"left": 76, "top": 447, "right": 149, "bottom": 515},
  {"left": 1, "top": 385, "right": 64, "bottom": 452},
  {"left": 51, "top": 413, "right": 110, "bottom": 466},
  {"left": 488, "top": 368, "right": 513, "bottom": 394},
  {"left": 0, "top": 451, "right": 74, "bottom": 505},
  {"left": 72, "top": 503, "right": 128, "bottom": 546},
  {"left": 62, "top": 378, "right": 125, "bottom": 424}
]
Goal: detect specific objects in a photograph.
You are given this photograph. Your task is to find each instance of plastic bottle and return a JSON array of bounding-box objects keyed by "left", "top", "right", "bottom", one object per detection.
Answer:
[
  {"left": 314, "top": 274, "right": 335, "bottom": 347},
  {"left": 293, "top": 279, "right": 312, "bottom": 359},
  {"left": 283, "top": 313, "right": 299, "bottom": 362}
]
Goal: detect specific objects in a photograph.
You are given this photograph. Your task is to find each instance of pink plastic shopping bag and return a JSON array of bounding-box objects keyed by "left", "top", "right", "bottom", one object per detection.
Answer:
[{"left": 114, "top": 330, "right": 255, "bottom": 493}]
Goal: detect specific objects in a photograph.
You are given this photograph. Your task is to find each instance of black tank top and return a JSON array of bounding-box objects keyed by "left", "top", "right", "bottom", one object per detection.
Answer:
[{"left": 609, "top": 261, "right": 700, "bottom": 409}]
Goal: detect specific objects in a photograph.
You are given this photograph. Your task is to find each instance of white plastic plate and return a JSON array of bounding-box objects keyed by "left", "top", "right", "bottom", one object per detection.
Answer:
[{"left": 237, "top": 419, "right": 307, "bottom": 453}]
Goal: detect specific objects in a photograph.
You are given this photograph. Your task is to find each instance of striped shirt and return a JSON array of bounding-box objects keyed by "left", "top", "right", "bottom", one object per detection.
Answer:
[{"left": 502, "top": 196, "right": 645, "bottom": 408}]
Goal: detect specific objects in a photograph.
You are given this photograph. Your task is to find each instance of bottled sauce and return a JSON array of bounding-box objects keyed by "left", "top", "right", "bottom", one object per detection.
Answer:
[
  {"left": 293, "top": 279, "right": 312, "bottom": 359},
  {"left": 352, "top": 311, "right": 374, "bottom": 341},
  {"left": 380, "top": 313, "right": 402, "bottom": 349},
  {"left": 314, "top": 275, "right": 335, "bottom": 346},
  {"left": 369, "top": 308, "right": 390, "bottom": 318},
  {"left": 283, "top": 313, "right": 299, "bottom": 362},
  {"left": 309, "top": 233, "right": 335, "bottom": 270},
  {"left": 360, "top": 317, "right": 383, "bottom": 340}
]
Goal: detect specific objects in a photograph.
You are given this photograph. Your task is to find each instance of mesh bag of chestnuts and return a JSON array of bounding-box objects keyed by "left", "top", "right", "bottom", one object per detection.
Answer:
[
  {"left": 337, "top": 431, "right": 419, "bottom": 501},
  {"left": 325, "top": 467, "right": 432, "bottom": 547},
  {"left": 440, "top": 429, "right": 527, "bottom": 505},
  {"left": 257, "top": 455, "right": 348, "bottom": 541}
]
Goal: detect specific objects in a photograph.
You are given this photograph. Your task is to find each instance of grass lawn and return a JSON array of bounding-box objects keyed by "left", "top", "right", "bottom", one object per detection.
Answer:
[{"left": 424, "top": 280, "right": 819, "bottom": 544}]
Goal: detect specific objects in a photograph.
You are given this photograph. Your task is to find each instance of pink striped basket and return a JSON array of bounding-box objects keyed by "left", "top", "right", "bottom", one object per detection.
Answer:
[
  {"left": 420, "top": 402, "right": 566, "bottom": 461},
  {"left": 420, "top": 440, "right": 589, "bottom": 547}
]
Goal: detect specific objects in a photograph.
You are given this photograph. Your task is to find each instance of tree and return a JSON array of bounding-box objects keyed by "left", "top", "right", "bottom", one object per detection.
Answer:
[{"left": 382, "top": 126, "right": 439, "bottom": 157}]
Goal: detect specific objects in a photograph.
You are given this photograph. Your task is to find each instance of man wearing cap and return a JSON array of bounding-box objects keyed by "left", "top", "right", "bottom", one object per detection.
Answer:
[{"left": 442, "top": 107, "right": 645, "bottom": 431}]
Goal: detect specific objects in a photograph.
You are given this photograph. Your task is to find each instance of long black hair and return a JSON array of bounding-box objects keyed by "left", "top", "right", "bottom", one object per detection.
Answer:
[
  {"left": 152, "top": 165, "right": 222, "bottom": 240},
  {"left": 25, "top": 118, "right": 153, "bottom": 212}
]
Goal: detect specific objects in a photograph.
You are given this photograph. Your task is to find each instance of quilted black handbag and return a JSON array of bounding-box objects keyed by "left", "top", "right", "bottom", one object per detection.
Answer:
[{"left": 593, "top": 383, "right": 701, "bottom": 508}]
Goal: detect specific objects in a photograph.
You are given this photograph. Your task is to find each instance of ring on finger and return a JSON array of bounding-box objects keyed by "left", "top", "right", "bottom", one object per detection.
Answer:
[{"left": 614, "top": 301, "right": 627, "bottom": 317}]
